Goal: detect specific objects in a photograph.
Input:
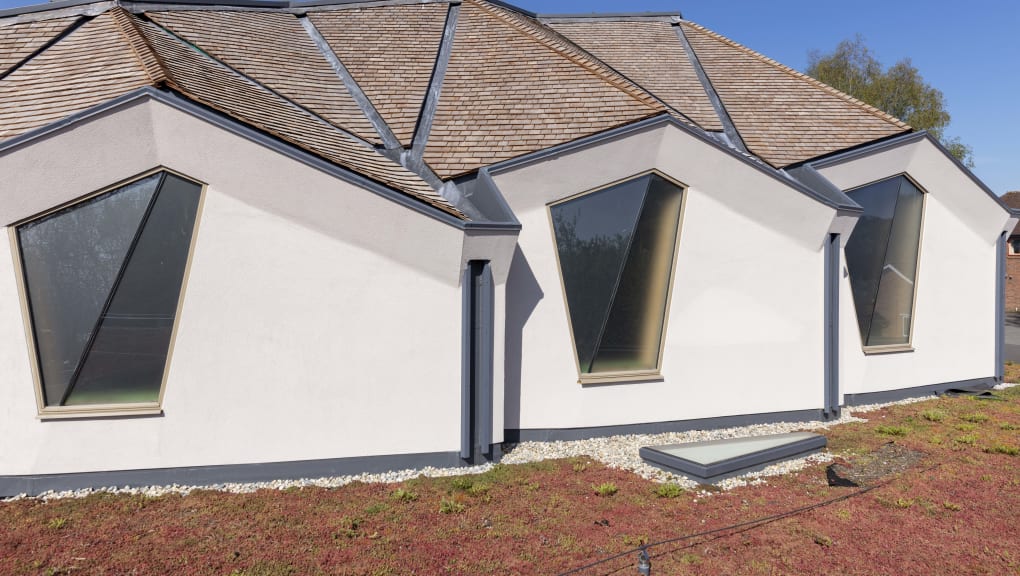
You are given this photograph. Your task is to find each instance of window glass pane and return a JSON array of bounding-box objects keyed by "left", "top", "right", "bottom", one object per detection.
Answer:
[
  {"left": 551, "top": 173, "right": 684, "bottom": 375},
  {"left": 845, "top": 176, "right": 924, "bottom": 347},
  {"left": 551, "top": 177, "right": 647, "bottom": 372},
  {"left": 17, "top": 175, "right": 161, "bottom": 405},
  {"left": 866, "top": 178, "right": 923, "bottom": 346},
  {"left": 591, "top": 175, "right": 682, "bottom": 372},
  {"left": 66, "top": 175, "right": 202, "bottom": 405}
]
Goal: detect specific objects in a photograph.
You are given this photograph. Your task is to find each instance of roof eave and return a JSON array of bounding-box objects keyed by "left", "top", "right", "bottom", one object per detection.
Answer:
[
  {"left": 808, "top": 130, "right": 1012, "bottom": 215},
  {"left": 0, "top": 87, "right": 496, "bottom": 229},
  {"left": 485, "top": 113, "right": 856, "bottom": 213}
]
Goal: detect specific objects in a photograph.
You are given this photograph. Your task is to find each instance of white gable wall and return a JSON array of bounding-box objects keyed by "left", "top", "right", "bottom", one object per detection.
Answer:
[
  {"left": 494, "top": 123, "right": 837, "bottom": 431},
  {"left": 816, "top": 137, "right": 1011, "bottom": 397},
  {"left": 0, "top": 97, "right": 476, "bottom": 475}
]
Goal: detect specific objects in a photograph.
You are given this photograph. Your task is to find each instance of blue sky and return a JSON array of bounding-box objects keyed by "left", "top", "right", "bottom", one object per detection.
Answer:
[{"left": 3, "top": 0, "right": 1017, "bottom": 194}]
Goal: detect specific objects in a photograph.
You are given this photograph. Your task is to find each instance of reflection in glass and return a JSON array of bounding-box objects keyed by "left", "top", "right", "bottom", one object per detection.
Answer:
[
  {"left": 17, "top": 172, "right": 202, "bottom": 407},
  {"left": 551, "top": 174, "right": 683, "bottom": 374},
  {"left": 845, "top": 176, "right": 924, "bottom": 347}
]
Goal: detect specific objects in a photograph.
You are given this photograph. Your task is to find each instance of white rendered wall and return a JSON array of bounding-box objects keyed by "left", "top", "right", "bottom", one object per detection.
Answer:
[
  {"left": 0, "top": 98, "right": 478, "bottom": 475},
  {"left": 495, "top": 124, "right": 837, "bottom": 431},
  {"left": 817, "top": 138, "right": 1011, "bottom": 396}
]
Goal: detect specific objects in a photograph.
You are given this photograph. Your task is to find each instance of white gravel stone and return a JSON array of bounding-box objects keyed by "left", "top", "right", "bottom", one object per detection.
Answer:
[{"left": 0, "top": 391, "right": 974, "bottom": 502}]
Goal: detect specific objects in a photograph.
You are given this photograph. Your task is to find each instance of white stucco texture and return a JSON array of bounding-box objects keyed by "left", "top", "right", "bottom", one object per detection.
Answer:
[
  {"left": 817, "top": 137, "right": 1009, "bottom": 395},
  {"left": 0, "top": 97, "right": 478, "bottom": 475},
  {"left": 495, "top": 123, "right": 835, "bottom": 430}
]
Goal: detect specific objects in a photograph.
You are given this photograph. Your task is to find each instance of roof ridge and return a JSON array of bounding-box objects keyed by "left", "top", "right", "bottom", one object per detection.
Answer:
[
  {"left": 680, "top": 20, "right": 911, "bottom": 131},
  {"left": 471, "top": 0, "right": 665, "bottom": 116},
  {"left": 109, "top": 8, "right": 168, "bottom": 86}
]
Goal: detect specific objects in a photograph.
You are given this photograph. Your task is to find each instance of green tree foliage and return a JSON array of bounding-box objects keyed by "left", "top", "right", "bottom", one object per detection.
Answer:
[{"left": 806, "top": 35, "right": 973, "bottom": 167}]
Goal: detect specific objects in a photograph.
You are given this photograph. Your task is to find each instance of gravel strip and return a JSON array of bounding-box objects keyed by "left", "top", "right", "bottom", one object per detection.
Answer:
[{"left": 6, "top": 386, "right": 1014, "bottom": 502}]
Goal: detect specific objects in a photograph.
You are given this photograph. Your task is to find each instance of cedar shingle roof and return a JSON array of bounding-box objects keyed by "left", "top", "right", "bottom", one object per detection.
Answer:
[
  {"left": 545, "top": 19, "right": 722, "bottom": 131},
  {"left": 0, "top": 15, "right": 79, "bottom": 76},
  {"left": 308, "top": 3, "right": 449, "bottom": 146},
  {"left": 0, "top": 12, "right": 153, "bottom": 141},
  {"left": 133, "top": 14, "right": 461, "bottom": 218},
  {"left": 148, "top": 10, "right": 381, "bottom": 144},
  {"left": 679, "top": 21, "right": 909, "bottom": 167},
  {"left": 424, "top": 0, "right": 664, "bottom": 178},
  {"left": 1, "top": 0, "right": 926, "bottom": 218}
]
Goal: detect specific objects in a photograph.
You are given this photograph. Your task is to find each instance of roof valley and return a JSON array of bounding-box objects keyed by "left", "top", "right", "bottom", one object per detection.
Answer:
[
  {"left": 474, "top": 0, "right": 662, "bottom": 113},
  {"left": 673, "top": 21, "right": 746, "bottom": 153},
  {"left": 143, "top": 13, "right": 381, "bottom": 151},
  {"left": 109, "top": 8, "right": 167, "bottom": 86}
]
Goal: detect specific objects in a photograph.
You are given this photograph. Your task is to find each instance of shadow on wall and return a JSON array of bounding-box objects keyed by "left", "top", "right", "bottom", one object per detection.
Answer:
[{"left": 504, "top": 246, "right": 543, "bottom": 429}]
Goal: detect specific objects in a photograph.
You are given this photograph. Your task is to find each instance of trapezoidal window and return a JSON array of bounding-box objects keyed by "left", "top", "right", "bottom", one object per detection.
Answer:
[
  {"left": 844, "top": 175, "right": 924, "bottom": 350},
  {"left": 16, "top": 170, "right": 202, "bottom": 412},
  {"left": 550, "top": 172, "right": 683, "bottom": 381}
]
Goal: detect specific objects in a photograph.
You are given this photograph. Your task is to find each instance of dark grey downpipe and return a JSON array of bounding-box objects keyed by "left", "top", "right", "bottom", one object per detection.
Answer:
[
  {"left": 996, "top": 231, "right": 1006, "bottom": 382},
  {"left": 461, "top": 260, "right": 495, "bottom": 463},
  {"left": 824, "top": 233, "right": 841, "bottom": 417}
]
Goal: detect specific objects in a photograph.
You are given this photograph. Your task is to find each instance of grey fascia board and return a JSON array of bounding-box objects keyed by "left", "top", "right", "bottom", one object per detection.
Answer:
[
  {"left": 639, "top": 434, "right": 826, "bottom": 482},
  {"left": 0, "top": 450, "right": 467, "bottom": 498},
  {"left": 506, "top": 408, "right": 829, "bottom": 443},
  {"left": 0, "top": 87, "right": 479, "bottom": 229},
  {"left": 809, "top": 131, "right": 1013, "bottom": 215},
  {"left": 126, "top": 0, "right": 290, "bottom": 7},
  {"left": 294, "top": 0, "right": 451, "bottom": 9},
  {"left": 485, "top": 114, "right": 852, "bottom": 212},
  {"left": 0, "top": 0, "right": 108, "bottom": 18},
  {"left": 842, "top": 377, "right": 996, "bottom": 406}
]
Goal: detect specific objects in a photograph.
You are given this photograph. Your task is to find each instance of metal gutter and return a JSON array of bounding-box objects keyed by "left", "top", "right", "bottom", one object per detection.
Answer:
[
  {"left": 674, "top": 21, "right": 747, "bottom": 154},
  {"left": 486, "top": 113, "right": 855, "bottom": 213},
  {"left": 784, "top": 164, "right": 862, "bottom": 215}
]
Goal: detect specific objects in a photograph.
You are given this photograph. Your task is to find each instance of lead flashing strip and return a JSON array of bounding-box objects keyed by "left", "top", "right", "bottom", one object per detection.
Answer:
[
  {"left": 0, "top": 15, "right": 86, "bottom": 81},
  {"left": 299, "top": 15, "right": 401, "bottom": 150},
  {"left": 674, "top": 22, "right": 747, "bottom": 154},
  {"left": 0, "top": 450, "right": 467, "bottom": 497},
  {"left": 486, "top": 114, "right": 850, "bottom": 213},
  {"left": 409, "top": 0, "right": 458, "bottom": 163}
]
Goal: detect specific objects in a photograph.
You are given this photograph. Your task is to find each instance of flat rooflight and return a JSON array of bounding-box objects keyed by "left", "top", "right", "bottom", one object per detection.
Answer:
[{"left": 639, "top": 431, "right": 827, "bottom": 484}]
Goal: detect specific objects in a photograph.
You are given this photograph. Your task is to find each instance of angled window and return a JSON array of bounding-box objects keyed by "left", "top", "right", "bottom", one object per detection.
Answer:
[
  {"left": 15, "top": 170, "right": 203, "bottom": 414},
  {"left": 844, "top": 175, "right": 924, "bottom": 350},
  {"left": 550, "top": 172, "right": 684, "bottom": 382}
]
